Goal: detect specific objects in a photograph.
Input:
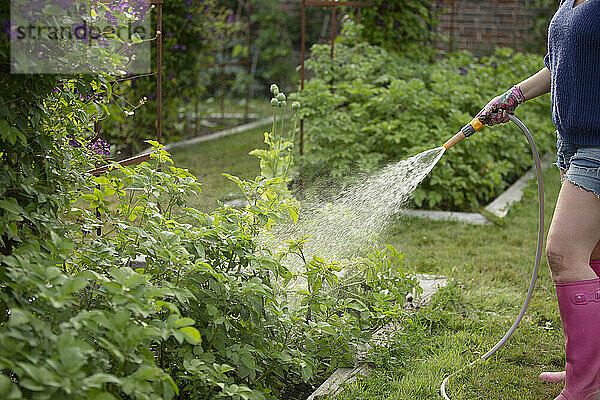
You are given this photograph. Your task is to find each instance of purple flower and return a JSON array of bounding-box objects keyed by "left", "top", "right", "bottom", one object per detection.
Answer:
[
  {"left": 459, "top": 67, "right": 468, "bottom": 76},
  {"left": 1, "top": 19, "right": 10, "bottom": 34},
  {"left": 226, "top": 9, "right": 235, "bottom": 23},
  {"left": 183, "top": 96, "right": 190, "bottom": 103},
  {"left": 31, "top": 0, "right": 45, "bottom": 12},
  {"left": 68, "top": 134, "right": 82, "bottom": 148},
  {"left": 131, "top": 1, "right": 150, "bottom": 20},
  {"left": 173, "top": 43, "right": 187, "bottom": 51},
  {"left": 167, "top": 32, "right": 175, "bottom": 38},
  {"left": 88, "top": 139, "right": 110, "bottom": 156},
  {"left": 53, "top": 82, "right": 65, "bottom": 93},
  {"left": 108, "top": 0, "right": 127, "bottom": 13},
  {"left": 85, "top": 62, "right": 99, "bottom": 72},
  {"left": 168, "top": 73, "right": 174, "bottom": 80},
  {"left": 1, "top": 19, "right": 19, "bottom": 40},
  {"left": 185, "top": 0, "right": 192, "bottom": 5},
  {"left": 186, "top": 13, "right": 193, "bottom": 20},
  {"left": 491, "top": 61, "right": 498, "bottom": 70},
  {"left": 148, "top": 93, "right": 156, "bottom": 101},
  {"left": 73, "top": 21, "right": 89, "bottom": 44},
  {"left": 104, "top": 10, "right": 118, "bottom": 27}
]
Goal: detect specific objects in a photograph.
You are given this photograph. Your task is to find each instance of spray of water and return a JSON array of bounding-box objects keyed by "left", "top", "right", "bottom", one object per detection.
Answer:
[{"left": 261, "top": 146, "right": 446, "bottom": 272}]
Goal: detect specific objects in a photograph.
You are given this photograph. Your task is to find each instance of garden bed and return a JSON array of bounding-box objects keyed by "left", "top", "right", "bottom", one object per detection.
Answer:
[{"left": 297, "top": 21, "right": 555, "bottom": 213}]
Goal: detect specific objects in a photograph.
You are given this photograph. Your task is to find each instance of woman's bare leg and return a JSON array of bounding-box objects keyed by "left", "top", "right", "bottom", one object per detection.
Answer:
[
  {"left": 539, "top": 181, "right": 600, "bottom": 391},
  {"left": 545, "top": 180, "right": 600, "bottom": 282}
]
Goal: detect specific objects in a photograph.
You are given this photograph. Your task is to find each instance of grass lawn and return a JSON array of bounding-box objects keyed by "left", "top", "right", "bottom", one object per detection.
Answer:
[
  {"left": 333, "top": 164, "right": 566, "bottom": 399},
  {"left": 169, "top": 123, "right": 270, "bottom": 211}
]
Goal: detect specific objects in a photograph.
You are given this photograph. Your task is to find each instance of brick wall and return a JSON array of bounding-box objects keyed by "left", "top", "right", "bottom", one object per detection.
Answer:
[{"left": 435, "top": 0, "right": 540, "bottom": 54}]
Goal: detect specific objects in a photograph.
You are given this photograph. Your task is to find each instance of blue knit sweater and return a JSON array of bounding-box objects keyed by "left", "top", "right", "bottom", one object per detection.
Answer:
[{"left": 544, "top": 0, "right": 600, "bottom": 145}]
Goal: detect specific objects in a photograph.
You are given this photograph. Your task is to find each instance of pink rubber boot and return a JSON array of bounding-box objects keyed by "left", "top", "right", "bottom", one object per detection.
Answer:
[
  {"left": 539, "top": 260, "right": 600, "bottom": 384},
  {"left": 553, "top": 278, "right": 600, "bottom": 400}
]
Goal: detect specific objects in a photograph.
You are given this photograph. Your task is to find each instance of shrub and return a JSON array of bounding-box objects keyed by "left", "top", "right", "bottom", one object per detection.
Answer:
[
  {"left": 297, "top": 22, "right": 555, "bottom": 211},
  {"left": 0, "top": 76, "right": 419, "bottom": 399}
]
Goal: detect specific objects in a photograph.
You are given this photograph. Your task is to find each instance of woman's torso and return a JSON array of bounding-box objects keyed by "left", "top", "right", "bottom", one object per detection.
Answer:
[{"left": 545, "top": 0, "right": 600, "bottom": 145}]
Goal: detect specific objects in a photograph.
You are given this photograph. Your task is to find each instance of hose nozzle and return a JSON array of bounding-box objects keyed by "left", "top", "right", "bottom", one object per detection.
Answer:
[{"left": 443, "top": 118, "right": 486, "bottom": 150}]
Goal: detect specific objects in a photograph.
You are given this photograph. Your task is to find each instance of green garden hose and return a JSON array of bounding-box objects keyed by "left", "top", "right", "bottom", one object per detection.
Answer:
[{"left": 440, "top": 114, "right": 545, "bottom": 399}]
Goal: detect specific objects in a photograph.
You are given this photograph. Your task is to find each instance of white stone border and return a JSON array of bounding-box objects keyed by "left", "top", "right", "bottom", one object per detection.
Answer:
[{"left": 402, "top": 209, "right": 491, "bottom": 225}]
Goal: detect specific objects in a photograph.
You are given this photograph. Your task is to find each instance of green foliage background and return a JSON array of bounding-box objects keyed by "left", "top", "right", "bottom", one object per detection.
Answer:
[
  {"left": 525, "top": 0, "right": 562, "bottom": 55},
  {"left": 350, "top": 0, "right": 439, "bottom": 60},
  {"left": 297, "top": 22, "right": 555, "bottom": 211}
]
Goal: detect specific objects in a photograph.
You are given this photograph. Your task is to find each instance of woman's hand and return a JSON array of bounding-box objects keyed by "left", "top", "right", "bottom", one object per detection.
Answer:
[{"left": 476, "top": 85, "right": 526, "bottom": 125}]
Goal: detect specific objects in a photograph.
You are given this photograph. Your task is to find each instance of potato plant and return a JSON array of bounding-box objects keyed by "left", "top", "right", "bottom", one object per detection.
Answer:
[
  {"left": 0, "top": 73, "right": 419, "bottom": 399},
  {"left": 297, "top": 21, "right": 555, "bottom": 211}
]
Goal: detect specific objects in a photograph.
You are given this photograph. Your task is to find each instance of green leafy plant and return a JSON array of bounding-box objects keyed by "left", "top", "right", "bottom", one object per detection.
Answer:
[
  {"left": 297, "top": 22, "right": 555, "bottom": 211},
  {"left": 99, "top": 0, "right": 243, "bottom": 156},
  {"left": 524, "top": 0, "right": 561, "bottom": 55},
  {"left": 1, "top": 70, "right": 420, "bottom": 400}
]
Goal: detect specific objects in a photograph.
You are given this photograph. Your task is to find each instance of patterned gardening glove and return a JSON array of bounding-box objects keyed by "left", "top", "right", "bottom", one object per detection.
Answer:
[{"left": 476, "top": 85, "right": 526, "bottom": 126}]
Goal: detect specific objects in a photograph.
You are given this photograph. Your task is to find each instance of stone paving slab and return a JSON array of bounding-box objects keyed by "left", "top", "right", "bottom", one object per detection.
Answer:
[
  {"left": 198, "top": 112, "right": 259, "bottom": 119},
  {"left": 306, "top": 366, "right": 369, "bottom": 400}
]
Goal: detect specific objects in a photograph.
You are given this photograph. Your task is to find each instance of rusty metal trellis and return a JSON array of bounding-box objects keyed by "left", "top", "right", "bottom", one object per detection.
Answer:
[
  {"left": 299, "top": 0, "right": 375, "bottom": 155},
  {"left": 89, "top": 0, "right": 163, "bottom": 178},
  {"left": 155, "top": 0, "right": 163, "bottom": 144},
  {"left": 88, "top": 0, "right": 164, "bottom": 236}
]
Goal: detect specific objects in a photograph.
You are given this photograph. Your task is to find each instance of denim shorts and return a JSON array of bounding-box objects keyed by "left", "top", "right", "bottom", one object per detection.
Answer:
[{"left": 555, "top": 133, "right": 600, "bottom": 198}]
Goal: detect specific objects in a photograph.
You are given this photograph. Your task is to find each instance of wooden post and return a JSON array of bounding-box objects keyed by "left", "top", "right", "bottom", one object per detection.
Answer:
[
  {"left": 450, "top": 0, "right": 455, "bottom": 53},
  {"left": 245, "top": 1, "right": 252, "bottom": 120},
  {"left": 330, "top": 6, "right": 336, "bottom": 59}
]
